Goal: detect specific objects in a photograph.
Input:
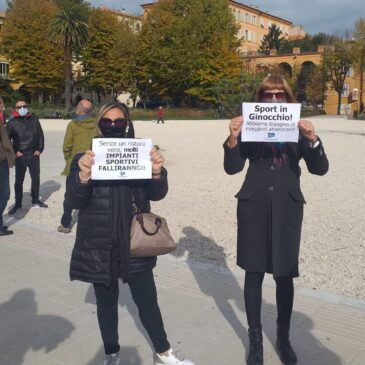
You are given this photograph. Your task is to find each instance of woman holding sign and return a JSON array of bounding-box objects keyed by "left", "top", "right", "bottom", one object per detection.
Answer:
[
  {"left": 66, "top": 102, "right": 194, "bottom": 365},
  {"left": 223, "top": 74, "right": 329, "bottom": 365}
]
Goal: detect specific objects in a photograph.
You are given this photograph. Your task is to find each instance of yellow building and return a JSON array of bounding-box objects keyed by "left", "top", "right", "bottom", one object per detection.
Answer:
[
  {"left": 228, "top": 0, "right": 293, "bottom": 54},
  {"left": 242, "top": 47, "right": 364, "bottom": 115},
  {"left": 101, "top": 7, "right": 142, "bottom": 33},
  {"left": 0, "top": 11, "right": 10, "bottom": 80}
]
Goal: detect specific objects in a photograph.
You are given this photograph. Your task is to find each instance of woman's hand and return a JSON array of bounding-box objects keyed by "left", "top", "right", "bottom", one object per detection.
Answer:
[
  {"left": 298, "top": 120, "right": 317, "bottom": 142},
  {"left": 228, "top": 116, "right": 244, "bottom": 148},
  {"left": 150, "top": 148, "right": 164, "bottom": 179},
  {"left": 78, "top": 150, "right": 95, "bottom": 182}
]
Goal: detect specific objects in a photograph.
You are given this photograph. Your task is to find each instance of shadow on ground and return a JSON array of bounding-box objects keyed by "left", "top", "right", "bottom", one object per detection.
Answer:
[
  {"left": 172, "top": 226, "right": 343, "bottom": 365},
  {"left": 5, "top": 180, "right": 61, "bottom": 226},
  {"left": 0, "top": 288, "right": 74, "bottom": 364}
]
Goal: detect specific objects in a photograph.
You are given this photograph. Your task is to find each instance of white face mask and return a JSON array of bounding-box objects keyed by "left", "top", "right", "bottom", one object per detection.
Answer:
[{"left": 18, "top": 107, "right": 28, "bottom": 116}]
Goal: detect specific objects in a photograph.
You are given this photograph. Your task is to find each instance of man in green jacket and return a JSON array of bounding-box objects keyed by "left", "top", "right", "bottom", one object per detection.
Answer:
[{"left": 58, "top": 100, "right": 97, "bottom": 233}]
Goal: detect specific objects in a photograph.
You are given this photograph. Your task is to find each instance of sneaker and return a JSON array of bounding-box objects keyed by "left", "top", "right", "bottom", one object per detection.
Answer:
[
  {"left": 103, "top": 353, "right": 120, "bottom": 365},
  {"left": 32, "top": 201, "right": 48, "bottom": 208},
  {"left": 154, "top": 349, "right": 194, "bottom": 365},
  {"left": 9, "top": 205, "right": 22, "bottom": 215},
  {"left": 57, "top": 224, "right": 72, "bottom": 234}
]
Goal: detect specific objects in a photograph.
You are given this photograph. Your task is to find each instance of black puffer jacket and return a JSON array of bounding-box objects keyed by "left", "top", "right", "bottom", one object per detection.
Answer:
[
  {"left": 7, "top": 114, "right": 44, "bottom": 154},
  {"left": 67, "top": 153, "right": 168, "bottom": 285}
]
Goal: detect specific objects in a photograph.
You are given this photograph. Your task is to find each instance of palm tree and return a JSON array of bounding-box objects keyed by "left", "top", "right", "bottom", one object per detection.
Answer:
[
  {"left": 48, "top": 0, "right": 89, "bottom": 112},
  {"left": 260, "top": 24, "right": 285, "bottom": 52}
]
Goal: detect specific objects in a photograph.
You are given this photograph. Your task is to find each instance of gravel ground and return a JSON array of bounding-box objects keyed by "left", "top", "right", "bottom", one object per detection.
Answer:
[{"left": 4, "top": 116, "right": 365, "bottom": 300}]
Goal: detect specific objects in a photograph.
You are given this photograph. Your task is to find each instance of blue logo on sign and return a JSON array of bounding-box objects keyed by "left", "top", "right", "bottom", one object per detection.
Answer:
[
  {"left": 119, "top": 171, "right": 126, "bottom": 177},
  {"left": 267, "top": 132, "right": 276, "bottom": 138}
]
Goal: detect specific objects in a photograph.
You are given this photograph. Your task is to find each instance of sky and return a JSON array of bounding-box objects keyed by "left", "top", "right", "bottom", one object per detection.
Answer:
[{"left": 0, "top": 0, "right": 363, "bottom": 35}]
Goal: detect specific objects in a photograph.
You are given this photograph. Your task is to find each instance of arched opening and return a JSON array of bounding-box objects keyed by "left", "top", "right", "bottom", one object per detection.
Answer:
[
  {"left": 297, "top": 61, "right": 316, "bottom": 103},
  {"left": 278, "top": 62, "right": 292, "bottom": 78}
]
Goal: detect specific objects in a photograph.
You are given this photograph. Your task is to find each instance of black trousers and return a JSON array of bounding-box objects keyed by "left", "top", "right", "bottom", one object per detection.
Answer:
[
  {"left": 14, "top": 155, "right": 40, "bottom": 205},
  {"left": 244, "top": 272, "right": 294, "bottom": 329},
  {"left": 61, "top": 177, "right": 73, "bottom": 227},
  {"left": 93, "top": 269, "right": 170, "bottom": 355},
  {"left": 0, "top": 160, "right": 10, "bottom": 227}
]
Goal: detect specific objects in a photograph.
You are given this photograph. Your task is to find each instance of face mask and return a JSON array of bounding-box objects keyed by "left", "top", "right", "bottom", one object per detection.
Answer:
[
  {"left": 18, "top": 107, "right": 29, "bottom": 116},
  {"left": 99, "top": 125, "right": 128, "bottom": 138}
]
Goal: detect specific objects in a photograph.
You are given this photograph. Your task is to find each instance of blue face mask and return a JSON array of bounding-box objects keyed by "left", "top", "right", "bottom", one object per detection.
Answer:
[{"left": 18, "top": 107, "right": 28, "bottom": 117}]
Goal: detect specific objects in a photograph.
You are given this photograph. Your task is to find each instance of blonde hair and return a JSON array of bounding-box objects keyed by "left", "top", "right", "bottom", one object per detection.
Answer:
[
  {"left": 256, "top": 74, "right": 296, "bottom": 103},
  {"left": 96, "top": 102, "right": 133, "bottom": 137}
]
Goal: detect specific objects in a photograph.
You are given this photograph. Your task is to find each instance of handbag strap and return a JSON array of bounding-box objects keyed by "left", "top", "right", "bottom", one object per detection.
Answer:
[
  {"left": 136, "top": 214, "right": 162, "bottom": 236},
  {"left": 131, "top": 189, "right": 141, "bottom": 215}
]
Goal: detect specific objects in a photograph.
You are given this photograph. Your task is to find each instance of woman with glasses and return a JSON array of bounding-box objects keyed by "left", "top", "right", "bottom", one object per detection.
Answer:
[
  {"left": 66, "top": 102, "right": 194, "bottom": 365},
  {"left": 223, "top": 74, "right": 329, "bottom": 365}
]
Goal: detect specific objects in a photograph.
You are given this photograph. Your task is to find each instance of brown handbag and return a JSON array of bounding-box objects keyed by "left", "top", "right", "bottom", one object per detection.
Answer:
[{"left": 130, "top": 212, "right": 176, "bottom": 257}]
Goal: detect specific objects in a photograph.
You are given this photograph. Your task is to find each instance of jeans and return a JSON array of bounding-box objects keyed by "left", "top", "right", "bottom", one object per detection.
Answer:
[
  {"left": 0, "top": 160, "right": 10, "bottom": 227},
  {"left": 14, "top": 154, "right": 40, "bottom": 206},
  {"left": 93, "top": 269, "right": 170, "bottom": 355},
  {"left": 60, "top": 177, "right": 73, "bottom": 227}
]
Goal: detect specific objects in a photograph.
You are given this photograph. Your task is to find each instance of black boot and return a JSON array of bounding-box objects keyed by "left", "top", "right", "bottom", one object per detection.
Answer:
[
  {"left": 276, "top": 323, "right": 297, "bottom": 365},
  {"left": 247, "top": 327, "right": 263, "bottom": 365}
]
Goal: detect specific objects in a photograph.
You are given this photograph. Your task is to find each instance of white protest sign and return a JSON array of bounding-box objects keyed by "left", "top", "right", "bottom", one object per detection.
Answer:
[
  {"left": 91, "top": 138, "right": 152, "bottom": 180},
  {"left": 242, "top": 102, "right": 301, "bottom": 142}
]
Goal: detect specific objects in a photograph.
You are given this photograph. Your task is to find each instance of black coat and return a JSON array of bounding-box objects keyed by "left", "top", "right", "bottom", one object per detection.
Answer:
[
  {"left": 224, "top": 134, "right": 329, "bottom": 277},
  {"left": 7, "top": 114, "right": 44, "bottom": 154},
  {"left": 67, "top": 153, "right": 168, "bottom": 285}
]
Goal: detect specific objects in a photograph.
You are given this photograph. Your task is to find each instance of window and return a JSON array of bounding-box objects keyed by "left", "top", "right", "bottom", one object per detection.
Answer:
[
  {"left": 252, "top": 16, "right": 257, "bottom": 25},
  {"left": 245, "top": 29, "right": 248, "bottom": 41},
  {"left": 237, "top": 10, "right": 241, "bottom": 20},
  {"left": 260, "top": 19, "right": 265, "bottom": 28},
  {"left": 268, "top": 21, "right": 272, "bottom": 28},
  {"left": 246, "top": 13, "right": 250, "bottom": 23},
  {"left": 0, "top": 62, "right": 9, "bottom": 79},
  {"left": 347, "top": 67, "right": 353, "bottom": 77},
  {"left": 341, "top": 84, "right": 350, "bottom": 97}
]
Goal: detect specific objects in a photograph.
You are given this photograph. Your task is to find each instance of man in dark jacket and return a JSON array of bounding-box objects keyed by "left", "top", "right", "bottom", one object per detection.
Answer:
[
  {"left": 7, "top": 100, "right": 47, "bottom": 214},
  {"left": 0, "top": 122, "right": 15, "bottom": 235}
]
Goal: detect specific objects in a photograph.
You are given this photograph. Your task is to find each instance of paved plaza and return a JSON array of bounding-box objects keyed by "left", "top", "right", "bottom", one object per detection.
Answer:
[{"left": 0, "top": 116, "right": 365, "bottom": 365}]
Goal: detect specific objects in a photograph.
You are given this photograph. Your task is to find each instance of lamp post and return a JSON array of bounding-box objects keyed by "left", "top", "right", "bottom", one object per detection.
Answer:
[{"left": 144, "top": 78, "right": 152, "bottom": 109}]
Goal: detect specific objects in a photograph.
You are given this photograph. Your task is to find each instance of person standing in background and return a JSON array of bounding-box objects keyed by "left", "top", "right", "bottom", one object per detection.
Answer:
[
  {"left": 156, "top": 106, "right": 165, "bottom": 124},
  {"left": 58, "top": 100, "right": 97, "bottom": 233},
  {"left": 7, "top": 100, "right": 47, "bottom": 214}
]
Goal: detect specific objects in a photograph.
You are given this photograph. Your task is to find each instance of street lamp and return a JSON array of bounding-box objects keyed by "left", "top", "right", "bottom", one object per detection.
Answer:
[{"left": 144, "top": 78, "right": 152, "bottom": 109}]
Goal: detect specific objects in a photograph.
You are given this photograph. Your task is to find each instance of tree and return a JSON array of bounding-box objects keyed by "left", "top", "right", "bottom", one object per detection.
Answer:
[
  {"left": 2, "top": 0, "right": 64, "bottom": 103},
  {"left": 186, "top": 37, "right": 242, "bottom": 106},
  {"left": 280, "top": 32, "right": 338, "bottom": 55},
  {"left": 322, "top": 40, "right": 353, "bottom": 115},
  {"left": 48, "top": 0, "right": 89, "bottom": 112},
  {"left": 260, "top": 24, "right": 285, "bottom": 52},
  {"left": 305, "top": 64, "right": 328, "bottom": 111},
  {"left": 136, "top": 0, "right": 240, "bottom": 107},
  {"left": 81, "top": 8, "right": 138, "bottom": 102}
]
